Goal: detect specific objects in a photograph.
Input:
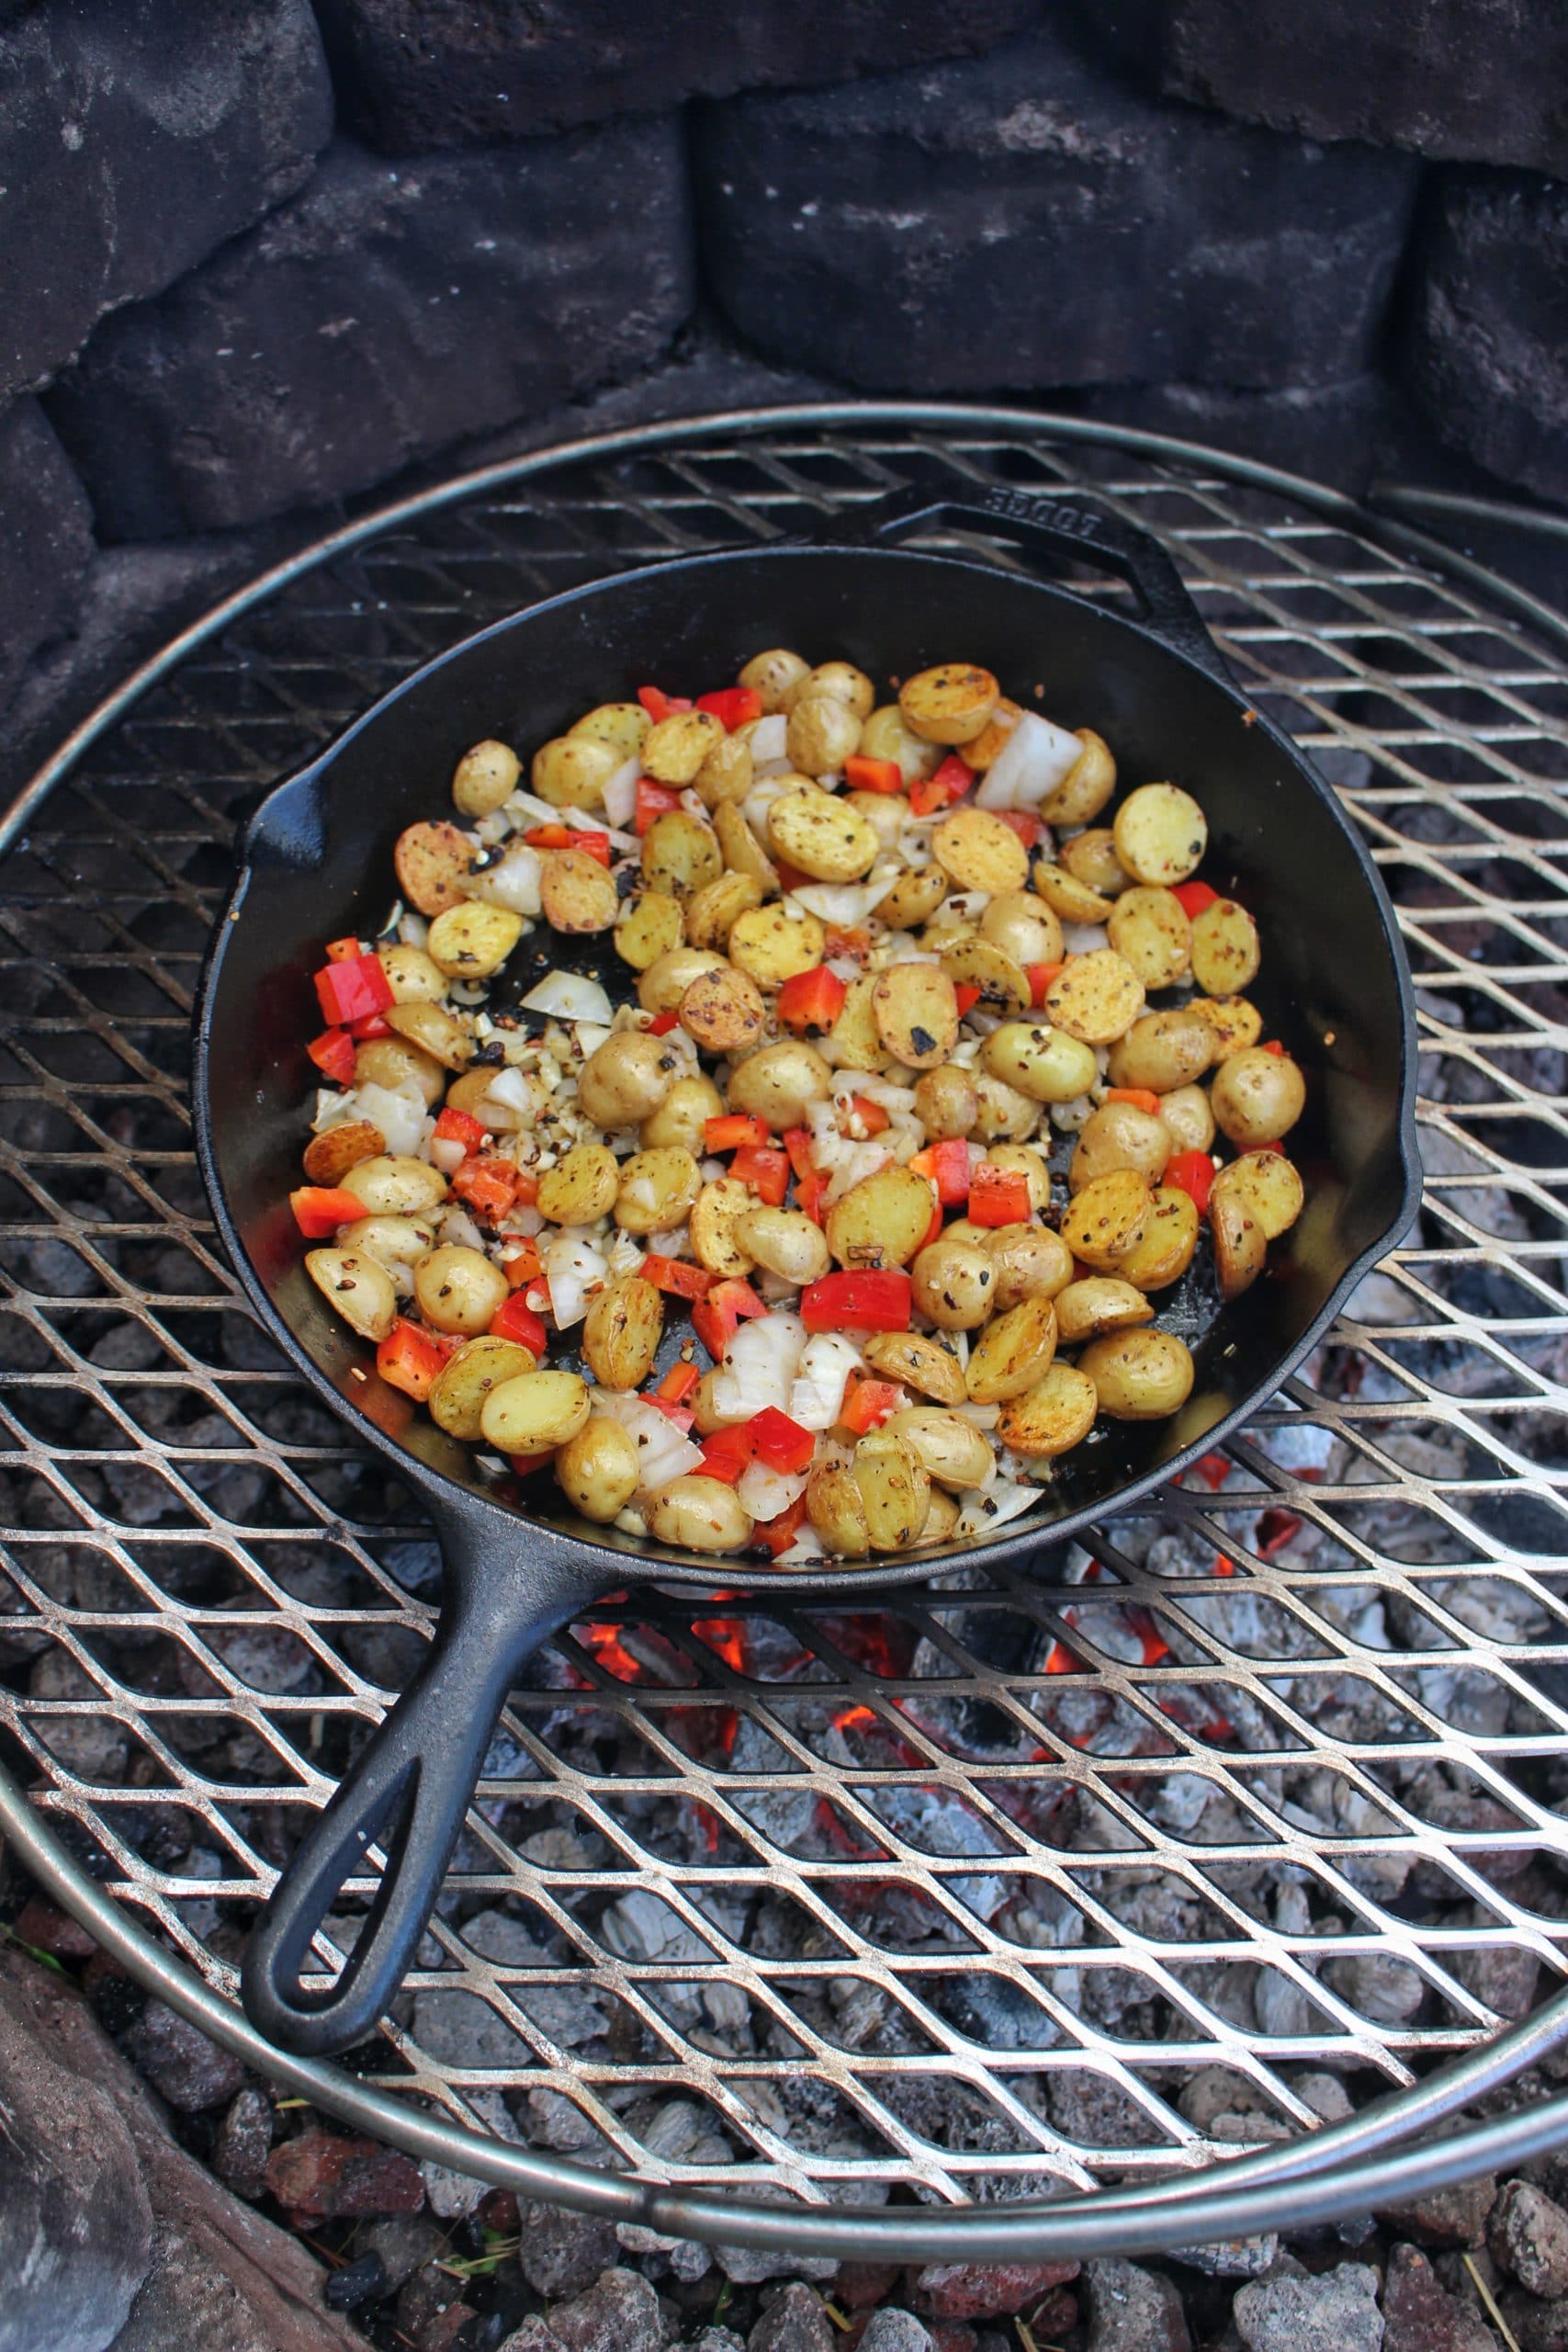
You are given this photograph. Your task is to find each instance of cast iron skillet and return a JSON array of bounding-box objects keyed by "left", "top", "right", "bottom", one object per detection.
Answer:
[{"left": 194, "top": 486, "right": 1420, "bottom": 2056}]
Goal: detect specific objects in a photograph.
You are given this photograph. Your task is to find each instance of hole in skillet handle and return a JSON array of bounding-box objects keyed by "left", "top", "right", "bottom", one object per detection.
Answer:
[
  {"left": 241, "top": 1492, "right": 617, "bottom": 2057},
  {"left": 816, "top": 485, "right": 1231, "bottom": 685}
]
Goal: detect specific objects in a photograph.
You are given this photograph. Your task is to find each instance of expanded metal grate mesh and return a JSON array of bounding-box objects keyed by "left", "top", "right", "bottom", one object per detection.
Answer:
[{"left": 4, "top": 413, "right": 1568, "bottom": 2214}]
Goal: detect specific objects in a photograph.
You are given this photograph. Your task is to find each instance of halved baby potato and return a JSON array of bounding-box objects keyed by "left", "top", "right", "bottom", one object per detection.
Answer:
[
  {"left": 899, "top": 662, "right": 999, "bottom": 745},
  {"left": 1112, "top": 782, "right": 1208, "bottom": 887}
]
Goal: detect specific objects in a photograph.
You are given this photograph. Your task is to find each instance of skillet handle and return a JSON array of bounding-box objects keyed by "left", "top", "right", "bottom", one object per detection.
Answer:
[
  {"left": 834, "top": 485, "right": 1229, "bottom": 683},
  {"left": 242, "top": 1509, "right": 616, "bottom": 2057}
]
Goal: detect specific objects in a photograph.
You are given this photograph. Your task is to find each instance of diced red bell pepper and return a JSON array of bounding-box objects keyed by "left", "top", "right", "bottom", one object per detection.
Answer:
[
  {"left": 450, "top": 1156, "right": 521, "bottom": 1222},
  {"left": 645, "top": 1396, "right": 696, "bottom": 1433},
  {"left": 775, "top": 965, "right": 847, "bottom": 1037},
  {"left": 840, "top": 1374, "right": 908, "bottom": 1435},
  {"left": 1262, "top": 1039, "right": 1285, "bottom": 1057},
  {"left": 823, "top": 927, "right": 872, "bottom": 967},
  {"left": 508, "top": 1450, "right": 555, "bottom": 1476},
  {"left": 691, "top": 1278, "right": 769, "bottom": 1360},
  {"left": 783, "top": 1127, "right": 817, "bottom": 1180},
  {"left": 289, "top": 1184, "right": 366, "bottom": 1238},
  {"left": 641, "top": 1253, "right": 716, "bottom": 1300},
  {"left": 773, "top": 856, "right": 812, "bottom": 894},
  {"left": 731, "top": 1145, "right": 789, "bottom": 1205},
  {"left": 655, "top": 1360, "right": 702, "bottom": 1407},
  {"left": 376, "top": 1317, "right": 447, "bottom": 1402},
  {"left": 636, "top": 685, "right": 692, "bottom": 723},
  {"left": 307, "top": 1027, "right": 357, "bottom": 1086},
  {"left": 843, "top": 754, "right": 905, "bottom": 795},
  {"left": 800, "top": 1270, "right": 912, "bottom": 1333},
  {"left": 1106, "top": 1087, "right": 1162, "bottom": 1115},
  {"left": 314, "top": 951, "right": 394, "bottom": 1029},
  {"left": 1165, "top": 1150, "right": 1215, "bottom": 1215},
  {"left": 841, "top": 1095, "right": 889, "bottom": 1138},
  {"left": 795, "top": 1170, "right": 829, "bottom": 1226},
  {"left": 699, "top": 1423, "right": 755, "bottom": 1484},
  {"left": 513, "top": 1168, "right": 539, "bottom": 1206},
  {"left": 995, "top": 809, "right": 1042, "bottom": 849},
  {"left": 1027, "top": 961, "right": 1065, "bottom": 1009},
  {"left": 324, "top": 935, "right": 364, "bottom": 963},
  {"left": 349, "top": 1011, "right": 390, "bottom": 1040},
  {"left": 646, "top": 1010, "right": 680, "bottom": 1035},
  {"left": 526, "top": 826, "right": 612, "bottom": 865},
  {"left": 433, "top": 1104, "right": 490, "bottom": 1155},
  {"left": 953, "top": 984, "right": 982, "bottom": 1017},
  {"left": 695, "top": 685, "right": 763, "bottom": 731},
  {"left": 503, "top": 1237, "right": 543, "bottom": 1286},
  {"left": 489, "top": 1291, "right": 547, "bottom": 1355},
  {"left": 705, "top": 1113, "right": 771, "bottom": 1151},
  {"left": 910, "top": 1137, "right": 972, "bottom": 1205},
  {"left": 754, "top": 1490, "right": 809, "bottom": 1558},
  {"left": 1173, "top": 880, "right": 1220, "bottom": 918},
  {"left": 748, "top": 1406, "right": 815, "bottom": 1475},
  {"left": 1253, "top": 1137, "right": 1286, "bottom": 1155},
  {"left": 908, "top": 753, "right": 972, "bottom": 816},
  {"left": 636, "top": 779, "right": 682, "bottom": 835},
  {"left": 968, "top": 1164, "right": 1031, "bottom": 1227}
]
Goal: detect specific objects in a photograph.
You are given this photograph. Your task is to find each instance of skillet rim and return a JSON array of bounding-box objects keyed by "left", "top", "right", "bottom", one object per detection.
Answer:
[{"left": 193, "top": 536, "right": 1423, "bottom": 1599}]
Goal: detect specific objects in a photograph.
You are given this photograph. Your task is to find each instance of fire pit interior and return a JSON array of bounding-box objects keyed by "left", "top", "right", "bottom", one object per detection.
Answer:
[{"left": 3, "top": 414, "right": 1568, "bottom": 2228}]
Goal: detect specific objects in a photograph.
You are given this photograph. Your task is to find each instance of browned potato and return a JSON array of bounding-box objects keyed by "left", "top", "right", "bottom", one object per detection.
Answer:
[
  {"left": 1107, "top": 887, "right": 1192, "bottom": 989},
  {"left": 540, "top": 849, "right": 618, "bottom": 933},
  {"left": 556, "top": 1417, "right": 640, "bottom": 1522},
  {"left": 1078, "top": 1328, "right": 1195, "bottom": 1419},
  {"left": 913, "top": 1066, "right": 978, "bottom": 1139},
  {"left": 728, "top": 1039, "right": 833, "bottom": 1127},
  {"left": 1158, "top": 1084, "right": 1216, "bottom": 1156},
  {"left": 714, "top": 799, "right": 780, "bottom": 897},
  {"left": 430, "top": 1337, "right": 540, "bottom": 1441},
  {"left": 684, "top": 870, "right": 762, "bottom": 952},
  {"left": 691, "top": 1178, "right": 757, "bottom": 1277},
  {"left": 1054, "top": 1278, "right": 1156, "bottom": 1345},
  {"left": 826, "top": 974, "right": 886, "bottom": 1072},
  {"left": 642, "top": 709, "right": 724, "bottom": 784},
  {"left": 970, "top": 1072, "right": 1043, "bottom": 1143},
  {"left": 568, "top": 702, "right": 649, "bottom": 759},
  {"left": 1113, "top": 783, "right": 1207, "bottom": 887},
  {"left": 998, "top": 1363, "right": 1099, "bottom": 1456},
  {"left": 647, "top": 1476, "right": 753, "bottom": 1552},
  {"left": 786, "top": 661, "right": 875, "bottom": 720},
  {"left": 980, "top": 890, "right": 1064, "bottom": 969},
  {"left": 1190, "top": 996, "right": 1263, "bottom": 1057},
  {"left": 395, "top": 820, "right": 474, "bottom": 916},
  {"left": 1033, "top": 859, "right": 1115, "bottom": 925},
  {"left": 853, "top": 1430, "right": 931, "bottom": 1550},
  {"left": 680, "top": 963, "right": 766, "bottom": 1055},
  {"left": 536, "top": 1143, "right": 619, "bottom": 1227},
  {"left": 1115, "top": 1184, "right": 1200, "bottom": 1290},
  {"left": 877, "top": 865, "right": 948, "bottom": 931},
  {"left": 1043, "top": 951, "right": 1146, "bottom": 1046},
  {"left": 768, "top": 784, "right": 878, "bottom": 881},
  {"left": 378, "top": 943, "right": 449, "bottom": 1004},
  {"left": 615, "top": 1147, "right": 702, "bottom": 1237},
  {"left": 481, "top": 1369, "right": 591, "bottom": 1452},
  {"left": 1060, "top": 1170, "right": 1152, "bottom": 1271},
  {"left": 984, "top": 1222, "right": 1075, "bottom": 1309},
  {"left": 615, "top": 890, "right": 684, "bottom": 972},
  {"left": 355, "top": 1035, "right": 446, "bottom": 1106},
  {"left": 965, "top": 1296, "right": 1058, "bottom": 1405},
  {"left": 1211, "top": 1048, "right": 1305, "bottom": 1147},
  {"left": 861, "top": 703, "right": 942, "bottom": 785},
  {"left": 807, "top": 1459, "right": 871, "bottom": 1556},
  {"left": 302, "top": 1120, "right": 384, "bottom": 1185},
  {"left": 932, "top": 808, "right": 1031, "bottom": 895},
  {"left": 917, "top": 1485, "right": 962, "bottom": 1549},
  {"left": 1068, "top": 1102, "right": 1171, "bottom": 1193},
  {"left": 1212, "top": 1150, "right": 1304, "bottom": 1239},
  {"left": 941, "top": 936, "right": 1032, "bottom": 1017},
  {"left": 642, "top": 811, "right": 722, "bottom": 901},
  {"left": 1106, "top": 1008, "right": 1214, "bottom": 1094},
  {"left": 884, "top": 1408, "right": 994, "bottom": 1491},
  {"left": 1040, "top": 728, "right": 1116, "bottom": 826},
  {"left": 577, "top": 1031, "right": 682, "bottom": 1128},
  {"left": 427, "top": 899, "right": 523, "bottom": 978},
  {"left": 531, "top": 735, "right": 618, "bottom": 808},
  {"left": 728, "top": 902, "right": 826, "bottom": 987},
  {"left": 899, "top": 662, "right": 999, "bottom": 746},
  {"left": 1060, "top": 827, "right": 1130, "bottom": 895},
  {"left": 1212, "top": 1189, "right": 1268, "bottom": 1299},
  {"left": 912, "top": 1236, "right": 998, "bottom": 1329},
  {"left": 1191, "top": 898, "right": 1260, "bottom": 996},
  {"left": 962, "top": 697, "right": 1024, "bottom": 771},
  {"left": 693, "top": 733, "right": 753, "bottom": 810},
  {"left": 641, "top": 1073, "right": 724, "bottom": 1154},
  {"left": 827, "top": 1164, "right": 937, "bottom": 1271},
  {"left": 873, "top": 964, "right": 960, "bottom": 1069},
  {"left": 306, "top": 1246, "right": 398, "bottom": 1340},
  {"left": 383, "top": 1001, "right": 473, "bottom": 1071},
  {"left": 785, "top": 695, "right": 863, "bottom": 776},
  {"left": 582, "top": 1276, "right": 664, "bottom": 1390},
  {"left": 863, "top": 1329, "right": 967, "bottom": 1406},
  {"left": 739, "top": 648, "right": 809, "bottom": 713},
  {"left": 452, "top": 739, "right": 520, "bottom": 817},
  {"left": 637, "top": 945, "right": 727, "bottom": 1014}
]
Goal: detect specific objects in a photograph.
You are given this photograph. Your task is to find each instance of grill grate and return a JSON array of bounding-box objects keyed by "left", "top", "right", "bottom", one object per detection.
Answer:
[{"left": 5, "top": 409, "right": 1568, "bottom": 2232}]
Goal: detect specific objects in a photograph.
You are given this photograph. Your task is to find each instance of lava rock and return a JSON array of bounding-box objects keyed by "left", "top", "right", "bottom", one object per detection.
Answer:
[
  {"left": 911, "top": 2262, "right": 1081, "bottom": 2321},
  {"left": 1406, "top": 170, "right": 1568, "bottom": 503},
  {"left": 518, "top": 2199, "right": 622, "bottom": 2298},
  {"left": 694, "top": 24, "right": 1419, "bottom": 397},
  {"left": 500, "top": 2320, "right": 571, "bottom": 2352},
  {"left": 837, "top": 2266, "right": 905, "bottom": 2310},
  {"left": 1491, "top": 2181, "right": 1568, "bottom": 2299},
  {"left": 550, "top": 2267, "right": 668, "bottom": 2352},
  {"left": 1168, "top": 2236, "right": 1279, "bottom": 2279},
  {"left": 13, "top": 1896, "right": 97, "bottom": 1962},
  {"left": 47, "top": 123, "right": 695, "bottom": 538},
  {"left": 1161, "top": 0, "right": 1568, "bottom": 179},
  {"left": 1381, "top": 2175, "right": 1498, "bottom": 2251},
  {"left": 1085, "top": 2259, "right": 1191, "bottom": 2352},
  {"left": 0, "top": 0, "right": 332, "bottom": 401},
  {"left": 1233, "top": 2260, "right": 1384, "bottom": 2352},
  {"left": 314, "top": 0, "right": 1038, "bottom": 149},
  {"left": 124, "top": 1996, "right": 246, "bottom": 2112},
  {"left": 719, "top": 2245, "right": 837, "bottom": 2284},
  {"left": 749, "top": 2281, "right": 837, "bottom": 2352},
  {"left": 211, "top": 2087, "right": 275, "bottom": 2200},
  {"left": 1382, "top": 2244, "right": 1500, "bottom": 2352},
  {"left": 323, "top": 2250, "right": 389, "bottom": 2312},
  {"left": 363, "top": 2213, "right": 448, "bottom": 2290},
  {"left": 859, "top": 2312, "right": 933, "bottom": 2352},
  {"left": 263, "top": 2127, "right": 425, "bottom": 2221},
  {"left": 398, "top": 2263, "right": 476, "bottom": 2352}
]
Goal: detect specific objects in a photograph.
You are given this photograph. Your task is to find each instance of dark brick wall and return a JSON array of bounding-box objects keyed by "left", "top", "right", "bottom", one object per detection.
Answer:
[{"left": 1, "top": 0, "right": 1565, "bottom": 732}]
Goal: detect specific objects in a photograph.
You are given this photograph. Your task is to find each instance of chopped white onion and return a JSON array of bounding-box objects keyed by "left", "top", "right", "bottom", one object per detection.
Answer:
[
  {"left": 541, "top": 1230, "right": 608, "bottom": 1329},
  {"left": 712, "top": 1311, "right": 806, "bottom": 1423},
  {"left": 438, "top": 1204, "right": 486, "bottom": 1252},
  {"left": 593, "top": 1394, "right": 704, "bottom": 1495},
  {"left": 396, "top": 909, "right": 430, "bottom": 948},
  {"left": 976, "top": 711, "right": 1081, "bottom": 810},
  {"left": 465, "top": 842, "right": 543, "bottom": 916},
  {"left": 738, "top": 1459, "right": 809, "bottom": 1522},
  {"left": 601, "top": 754, "right": 640, "bottom": 830},
  {"left": 750, "top": 713, "right": 788, "bottom": 763},
  {"left": 430, "top": 1135, "right": 467, "bottom": 1175},
  {"left": 485, "top": 1065, "right": 538, "bottom": 1116},
  {"left": 521, "top": 969, "right": 614, "bottom": 1027},
  {"left": 956, "top": 1479, "right": 1043, "bottom": 1538},
  {"left": 349, "top": 1078, "right": 427, "bottom": 1158},
  {"left": 789, "top": 1332, "right": 863, "bottom": 1430},
  {"left": 1062, "top": 922, "right": 1110, "bottom": 956}
]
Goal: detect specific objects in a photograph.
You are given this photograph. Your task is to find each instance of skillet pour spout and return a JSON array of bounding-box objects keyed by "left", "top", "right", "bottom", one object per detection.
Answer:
[{"left": 196, "top": 484, "right": 1419, "bottom": 2054}]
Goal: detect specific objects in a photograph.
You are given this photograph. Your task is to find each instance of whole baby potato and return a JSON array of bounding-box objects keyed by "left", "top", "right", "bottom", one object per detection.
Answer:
[
  {"left": 614, "top": 1147, "right": 703, "bottom": 1236},
  {"left": 647, "top": 1475, "right": 754, "bottom": 1552},
  {"left": 980, "top": 890, "right": 1064, "bottom": 969},
  {"left": 983, "top": 1222, "right": 1075, "bottom": 1310},
  {"left": 1158, "top": 1083, "right": 1216, "bottom": 1155},
  {"left": 827, "top": 1164, "right": 938, "bottom": 1271},
  {"left": 568, "top": 701, "right": 649, "bottom": 759},
  {"left": 637, "top": 945, "right": 726, "bottom": 1013},
  {"left": 640, "top": 1072, "right": 724, "bottom": 1154},
  {"left": 1069, "top": 1102, "right": 1172, "bottom": 1193},
  {"left": 912, "top": 1236, "right": 998, "bottom": 1329},
  {"left": 536, "top": 1142, "right": 619, "bottom": 1227},
  {"left": 738, "top": 647, "right": 810, "bottom": 712},
  {"left": 693, "top": 730, "right": 754, "bottom": 810},
  {"left": 413, "top": 1244, "right": 510, "bottom": 1336},
  {"left": 555, "top": 1416, "right": 640, "bottom": 1523},
  {"left": 736, "top": 1204, "right": 830, "bottom": 1284},
  {"left": 577, "top": 1032, "right": 682, "bottom": 1128},
  {"left": 971, "top": 1071, "right": 1043, "bottom": 1143},
  {"left": 913, "top": 1066, "right": 978, "bottom": 1139},
  {"left": 785, "top": 661, "right": 875, "bottom": 719},
  {"left": 860, "top": 703, "right": 942, "bottom": 784},
  {"left": 1106, "top": 1009, "right": 1214, "bottom": 1094},
  {"left": 480, "top": 1369, "right": 591, "bottom": 1452},
  {"left": 727, "top": 1040, "right": 833, "bottom": 1128},
  {"left": 1077, "top": 1328, "right": 1195, "bottom": 1419},
  {"left": 342, "top": 1213, "right": 439, "bottom": 1270},
  {"left": 786, "top": 694, "right": 863, "bottom": 776},
  {"left": 340, "top": 1155, "right": 448, "bottom": 1216},
  {"left": 581, "top": 1275, "right": 664, "bottom": 1389},
  {"left": 982, "top": 1023, "right": 1099, "bottom": 1105},
  {"left": 530, "top": 734, "right": 619, "bottom": 808},
  {"left": 452, "top": 738, "right": 520, "bottom": 817},
  {"left": 1211, "top": 1048, "right": 1306, "bottom": 1147}
]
